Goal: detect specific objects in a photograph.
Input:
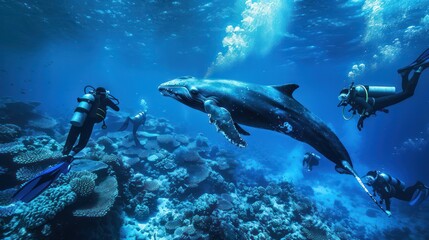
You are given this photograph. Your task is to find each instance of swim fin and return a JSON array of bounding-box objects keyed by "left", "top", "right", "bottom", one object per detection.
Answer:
[
  {"left": 118, "top": 117, "right": 131, "bottom": 131},
  {"left": 12, "top": 156, "right": 73, "bottom": 203},
  {"left": 409, "top": 184, "right": 429, "bottom": 206},
  {"left": 398, "top": 48, "right": 429, "bottom": 74}
]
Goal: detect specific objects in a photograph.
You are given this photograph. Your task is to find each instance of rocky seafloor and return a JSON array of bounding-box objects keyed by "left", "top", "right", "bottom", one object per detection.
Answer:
[{"left": 0, "top": 98, "right": 428, "bottom": 240}]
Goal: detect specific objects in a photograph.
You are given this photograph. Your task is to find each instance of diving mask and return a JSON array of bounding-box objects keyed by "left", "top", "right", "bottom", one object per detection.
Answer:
[
  {"left": 362, "top": 175, "right": 376, "bottom": 186},
  {"left": 338, "top": 92, "right": 349, "bottom": 101}
]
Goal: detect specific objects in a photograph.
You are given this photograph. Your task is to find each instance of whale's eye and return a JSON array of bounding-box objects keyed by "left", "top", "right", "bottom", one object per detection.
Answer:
[{"left": 190, "top": 87, "right": 198, "bottom": 95}]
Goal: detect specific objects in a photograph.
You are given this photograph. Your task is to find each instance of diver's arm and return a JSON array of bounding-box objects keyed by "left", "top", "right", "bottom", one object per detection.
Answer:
[
  {"left": 106, "top": 99, "right": 120, "bottom": 111},
  {"left": 385, "top": 198, "right": 391, "bottom": 211},
  {"left": 354, "top": 97, "right": 374, "bottom": 114},
  {"left": 357, "top": 115, "right": 367, "bottom": 131}
]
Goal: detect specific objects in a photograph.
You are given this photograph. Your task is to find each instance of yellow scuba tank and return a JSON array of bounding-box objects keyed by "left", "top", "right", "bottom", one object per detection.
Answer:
[
  {"left": 355, "top": 85, "right": 396, "bottom": 98},
  {"left": 70, "top": 93, "right": 95, "bottom": 127}
]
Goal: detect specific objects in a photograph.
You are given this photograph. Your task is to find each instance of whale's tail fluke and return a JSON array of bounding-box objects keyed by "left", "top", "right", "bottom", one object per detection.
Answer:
[{"left": 340, "top": 161, "right": 391, "bottom": 217}]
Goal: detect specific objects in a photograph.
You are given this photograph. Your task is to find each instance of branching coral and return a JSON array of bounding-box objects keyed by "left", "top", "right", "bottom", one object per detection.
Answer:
[{"left": 13, "top": 148, "right": 61, "bottom": 165}]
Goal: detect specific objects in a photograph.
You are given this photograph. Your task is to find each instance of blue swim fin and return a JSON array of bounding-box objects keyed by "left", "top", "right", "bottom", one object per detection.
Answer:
[
  {"left": 409, "top": 188, "right": 429, "bottom": 206},
  {"left": 398, "top": 48, "right": 429, "bottom": 73},
  {"left": 12, "top": 157, "right": 73, "bottom": 203}
]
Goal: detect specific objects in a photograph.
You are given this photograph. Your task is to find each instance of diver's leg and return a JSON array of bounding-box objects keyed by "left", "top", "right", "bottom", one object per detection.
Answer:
[
  {"left": 132, "top": 122, "right": 140, "bottom": 135},
  {"left": 372, "top": 68, "right": 422, "bottom": 110},
  {"left": 62, "top": 126, "right": 80, "bottom": 155},
  {"left": 402, "top": 67, "right": 422, "bottom": 96},
  {"left": 133, "top": 132, "right": 141, "bottom": 147},
  {"left": 398, "top": 181, "right": 429, "bottom": 201},
  {"left": 399, "top": 69, "right": 411, "bottom": 91},
  {"left": 132, "top": 122, "right": 142, "bottom": 147},
  {"left": 72, "top": 120, "right": 95, "bottom": 154},
  {"left": 397, "top": 187, "right": 419, "bottom": 202}
]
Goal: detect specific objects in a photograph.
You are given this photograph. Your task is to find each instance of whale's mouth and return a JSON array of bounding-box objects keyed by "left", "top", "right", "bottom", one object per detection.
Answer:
[
  {"left": 159, "top": 87, "right": 178, "bottom": 97},
  {"left": 158, "top": 86, "right": 190, "bottom": 101}
]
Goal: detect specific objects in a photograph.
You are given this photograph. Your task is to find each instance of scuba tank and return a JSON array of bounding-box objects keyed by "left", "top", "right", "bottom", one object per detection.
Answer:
[
  {"left": 354, "top": 85, "right": 396, "bottom": 98},
  {"left": 70, "top": 93, "right": 95, "bottom": 127},
  {"left": 70, "top": 85, "right": 119, "bottom": 128}
]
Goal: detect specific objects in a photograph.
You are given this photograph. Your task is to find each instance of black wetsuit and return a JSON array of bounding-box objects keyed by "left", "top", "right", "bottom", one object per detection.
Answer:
[
  {"left": 63, "top": 94, "right": 119, "bottom": 155},
  {"left": 118, "top": 111, "right": 147, "bottom": 146},
  {"left": 303, "top": 152, "right": 320, "bottom": 171},
  {"left": 371, "top": 172, "right": 425, "bottom": 211},
  {"left": 349, "top": 69, "right": 422, "bottom": 130}
]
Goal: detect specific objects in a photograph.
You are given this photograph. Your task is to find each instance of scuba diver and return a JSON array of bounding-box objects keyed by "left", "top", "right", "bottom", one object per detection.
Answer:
[
  {"left": 12, "top": 86, "right": 119, "bottom": 203},
  {"left": 62, "top": 86, "right": 120, "bottom": 157},
  {"left": 362, "top": 170, "right": 429, "bottom": 215},
  {"left": 302, "top": 152, "right": 320, "bottom": 172},
  {"left": 118, "top": 110, "right": 147, "bottom": 147},
  {"left": 338, "top": 48, "right": 429, "bottom": 131}
]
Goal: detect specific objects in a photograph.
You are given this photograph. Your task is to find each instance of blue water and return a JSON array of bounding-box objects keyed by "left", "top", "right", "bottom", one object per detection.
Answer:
[{"left": 1, "top": 0, "right": 429, "bottom": 239}]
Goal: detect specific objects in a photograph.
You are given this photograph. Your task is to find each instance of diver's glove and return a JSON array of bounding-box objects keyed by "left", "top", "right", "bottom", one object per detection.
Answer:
[{"left": 385, "top": 210, "right": 392, "bottom": 217}]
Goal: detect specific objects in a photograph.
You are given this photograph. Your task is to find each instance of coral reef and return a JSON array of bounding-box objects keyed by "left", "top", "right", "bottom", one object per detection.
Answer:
[
  {"left": 70, "top": 172, "right": 97, "bottom": 198},
  {"left": 0, "top": 124, "right": 21, "bottom": 143},
  {"left": 72, "top": 176, "right": 118, "bottom": 217},
  {"left": 0, "top": 98, "right": 60, "bottom": 137},
  {"left": 157, "top": 134, "right": 180, "bottom": 152},
  {"left": 16, "top": 166, "right": 45, "bottom": 181},
  {"left": 96, "top": 136, "right": 117, "bottom": 154},
  {"left": 1, "top": 106, "right": 428, "bottom": 239},
  {"left": 13, "top": 148, "right": 61, "bottom": 165},
  {"left": 20, "top": 185, "right": 77, "bottom": 228}
]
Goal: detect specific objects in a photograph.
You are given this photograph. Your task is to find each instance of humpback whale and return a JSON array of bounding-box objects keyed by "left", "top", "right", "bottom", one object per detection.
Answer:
[{"left": 159, "top": 76, "right": 390, "bottom": 216}]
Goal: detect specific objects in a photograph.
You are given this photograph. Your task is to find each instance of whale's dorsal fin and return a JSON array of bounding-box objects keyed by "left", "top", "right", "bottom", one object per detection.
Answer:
[{"left": 272, "top": 84, "right": 299, "bottom": 97}]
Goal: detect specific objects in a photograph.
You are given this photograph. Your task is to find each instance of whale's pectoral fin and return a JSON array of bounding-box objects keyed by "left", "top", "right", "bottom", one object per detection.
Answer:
[
  {"left": 234, "top": 123, "right": 250, "bottom": 135},
  {"left": 204, "top": 100, "right": 247, "bottom": 147}
]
